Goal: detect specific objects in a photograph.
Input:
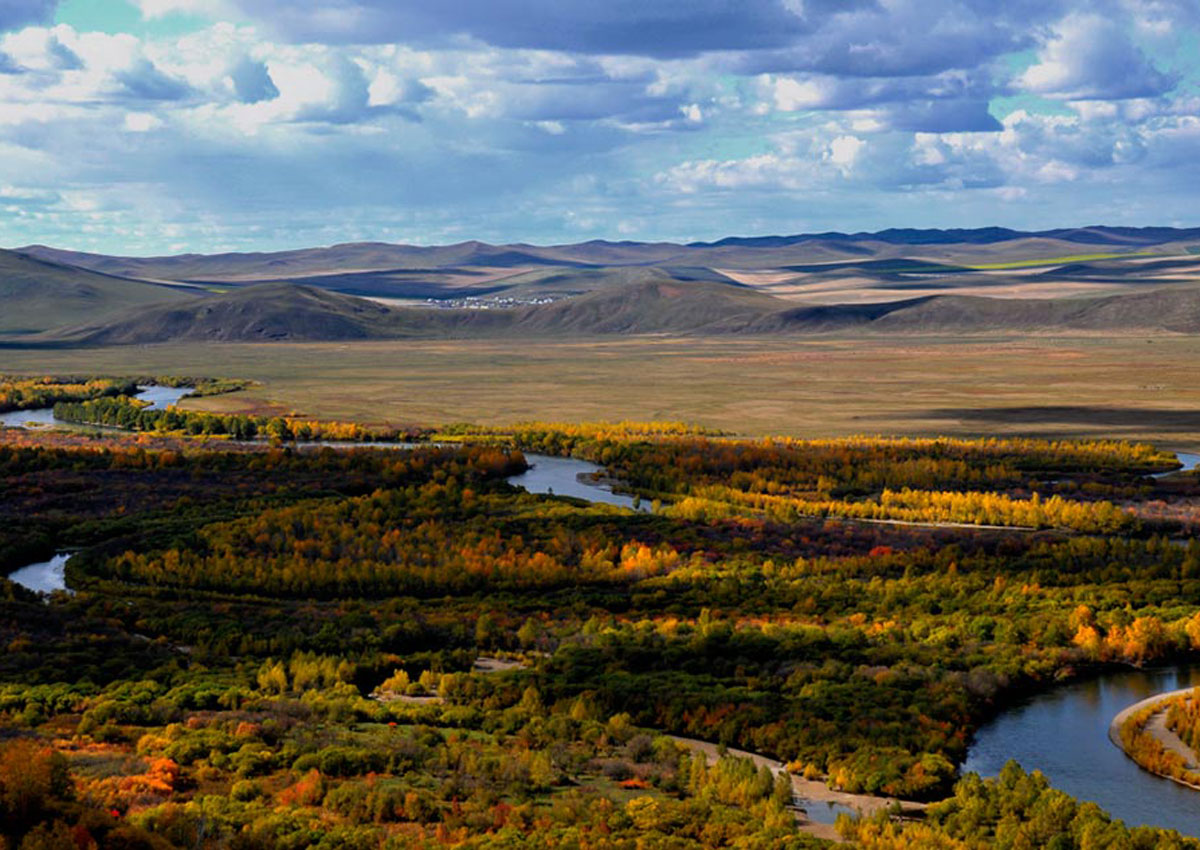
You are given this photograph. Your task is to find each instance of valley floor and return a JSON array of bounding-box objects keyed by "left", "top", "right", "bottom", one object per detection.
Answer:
[{"left": 2, "top": 333, "right": 1199, "bottom": 446}]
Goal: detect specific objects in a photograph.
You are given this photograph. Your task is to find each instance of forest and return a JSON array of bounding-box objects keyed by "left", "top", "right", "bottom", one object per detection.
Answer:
[
  {"left": 0, "top": 377, "right": 137, "bottom": 413},
  {"left": 52, "top": 395, "right": 417, "bottom": 443},
  {"left": 3, "top": 378, "right": 1200, "bottom": 848}
]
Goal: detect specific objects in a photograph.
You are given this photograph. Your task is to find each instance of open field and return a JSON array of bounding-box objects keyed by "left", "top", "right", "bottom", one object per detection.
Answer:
[
  {"left": 3, "top": 333, "right": 1200, "bottom": 448},
  {"left": 962, "top": 251, "right": 1162, "bottom": 269}
]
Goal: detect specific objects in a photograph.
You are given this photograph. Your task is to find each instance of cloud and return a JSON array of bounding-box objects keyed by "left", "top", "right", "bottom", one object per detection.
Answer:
[
  {"left": 229, "top": 55, "right": 277, "bottom": 102},
  {"left": 45, "top": 35, "right": 82, "bottom": 70},
  {"left": 0, "top": 1, "right": 1198, "bottom": 252},
  {"left": 760, "top": 69, "right": 1003, "bottom": 131},
  {"left": 655, "top": 130, "right": 872, "bottom": 192},
  {"left": 731, "top": 0, "right": 1070, "bottom": 78},
  {"left": 116, "top": 57, "right": 193, "bottom": 100},
  {"left": 233, "top": 0, "right": 814, "bottom": 56},
  {"left": 1019, "top": 13, "right": 1178, "bottom": 100},
  {"left": 124, "top": 111, "right": 163, "bottom": 132},
  {"left": 276, "top": 53, "right": 370, "bottom": 123},
  {"left": 0, "top": 0, "right": 56, "bottom": 32}
]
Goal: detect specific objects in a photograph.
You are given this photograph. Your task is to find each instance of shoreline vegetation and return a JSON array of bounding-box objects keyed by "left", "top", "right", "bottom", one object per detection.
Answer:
[{"left": 1115, "top": 687, "right": 1200, "bottom": 789}]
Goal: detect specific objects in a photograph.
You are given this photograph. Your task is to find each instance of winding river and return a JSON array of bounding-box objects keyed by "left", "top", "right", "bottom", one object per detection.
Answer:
[
  {"left": 964, "top": 665, "right": 1200, "bottom": 835},
  {"left": 7, "top": 402, "right": 1200, "bottom": 831},
  {"left": 0, "top": 384, "right": 192, "bottom": 429},
  {"left": 1155, "top": 451, "right": 1200, "bottom": 479}
]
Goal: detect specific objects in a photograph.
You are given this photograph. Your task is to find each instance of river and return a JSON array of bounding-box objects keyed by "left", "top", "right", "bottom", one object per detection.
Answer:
[
  {"left": 964, "top": 664, "right": 1200, "bottom": 835},
  {"left": 0, "top": 384, "right": 192, "bottom": 429},
  {"left": 6, "top": 553, "right": 71, "bottom": 595},
  {"left": 1154, "top": 451, "right": 1200, "bottom": 478},
  {"left": 506, "top": 453, "right": 649, "bottom": 512}
]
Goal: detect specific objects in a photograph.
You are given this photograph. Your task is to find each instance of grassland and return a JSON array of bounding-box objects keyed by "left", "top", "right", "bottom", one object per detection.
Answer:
[
  {"left": 964, "top": 252, "right": 1161, "bottom": 270},
  {"left": 3, "top": 333, "right": 1199, "bottom": 448}
]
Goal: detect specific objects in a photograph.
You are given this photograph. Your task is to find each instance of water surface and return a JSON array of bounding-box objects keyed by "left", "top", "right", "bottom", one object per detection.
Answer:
[
  {"left": 7, "top": 553, "right": 70, "bottom": 594},
  {"left": 0, "top": 384, "right": 191, "bottom": 428},
  {"left": 1152, "top": 450, "right": 1200, "bottom": 478},
  {"left": 506, "top": 453, "right": 648, "bottom": 511},
  {"left": 964, "top": 664, "right": 1200, "bottom": 835}
]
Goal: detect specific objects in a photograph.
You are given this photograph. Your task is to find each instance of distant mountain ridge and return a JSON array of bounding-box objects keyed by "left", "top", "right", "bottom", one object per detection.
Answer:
[
  {"left": 21, "top": 224, "right": 1200, "bottom": 277},
  {"left": 685, "top": 225, "right": 1200, "bottom": 248}
]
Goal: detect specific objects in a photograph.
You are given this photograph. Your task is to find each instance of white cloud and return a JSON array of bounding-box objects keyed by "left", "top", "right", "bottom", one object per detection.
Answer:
[
  {"left": 123, "top": 111, "right": 163, "bottom": 132},
  {"left": 1019, "top": 12, "right": 1177, "bottom": 100},
  {"left": 770, "top": 76, "right": 825, "bottom": 111},
  {"left": 827, "top": 135, "right": 863, "bottom": 170}
]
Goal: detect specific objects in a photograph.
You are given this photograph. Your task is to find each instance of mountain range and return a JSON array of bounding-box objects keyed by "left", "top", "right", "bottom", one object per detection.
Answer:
[{"left": 5, "top": 225, "right": 1200, "bottom": 344}]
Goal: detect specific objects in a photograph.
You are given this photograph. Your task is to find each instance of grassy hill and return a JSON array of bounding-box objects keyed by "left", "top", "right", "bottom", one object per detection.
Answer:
[
  {"left": 504, "top": 271, "right": 782, "bottom": 335},
  {"left": 52, "top": 283, "right": 407, "bottom": 344},
  {"left": 0, "top": 249, "right": 197, "bottom": 335},
  {"left": 46, "top": 274, "right": 788, "bottom": 344},
  {"left": 41, "top": 272, "right": 1200, "bottom": 346}
]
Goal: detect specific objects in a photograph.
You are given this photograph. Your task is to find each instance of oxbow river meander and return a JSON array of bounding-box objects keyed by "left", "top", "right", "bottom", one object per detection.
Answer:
[{"left": 5, "top": 395, "right": 1200, "bottom": 832}]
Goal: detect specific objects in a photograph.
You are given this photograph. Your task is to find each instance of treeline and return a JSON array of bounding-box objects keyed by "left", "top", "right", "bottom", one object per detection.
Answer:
[
  {"left": 841, "top": 761, "right": 1200, "bottom": 848},
  {"left": 0, "top": 376, "right": 137, "bottom": 413},
  {"left": 143, "top": 375, "right": 250, "bottom": 397},
  {"left": 498, "top": 430, "right": 1173, "bottom": 492},
  {"left": 1167, "top": 688, "right": 1200, "bottom": 756},
  {"left": 669, "top": 484, "right": 1137, "bottom": 532},
  {"left": 439, "top": 420, "right": 726, "bottom": 445},
  {"left": 53, "top": 395, "right": 419, "bottom": 443},
  {"left": 105, "top": 482, "right": 678, "bottom": 596},
  {"left": 7, "top": 424, "right": 1200, "bottom": 840},
  {"left": 1118, "top": 687, "right": 1200, "bottom": 789},
  {"left": 489, "top": 428, "right": 1162, "bottom": 529}
]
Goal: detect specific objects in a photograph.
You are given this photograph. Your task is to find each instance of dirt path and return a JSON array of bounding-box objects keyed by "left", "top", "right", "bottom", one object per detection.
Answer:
[
  {"left": 668, "top": 735, "right": 927, "bottom": 843},
  {"left": 1110, "top": 687, "right": 1200, "bottom": 790}
]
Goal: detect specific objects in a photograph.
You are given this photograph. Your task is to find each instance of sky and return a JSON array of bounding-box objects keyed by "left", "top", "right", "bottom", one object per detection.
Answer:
[{"left": 0, "top": 0, "right": 1198, "bottom": 253}]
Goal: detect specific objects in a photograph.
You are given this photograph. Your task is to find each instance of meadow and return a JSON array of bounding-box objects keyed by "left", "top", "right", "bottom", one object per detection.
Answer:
[{"left": 2, "top": 333, "right": 1199, "bottom": 447}]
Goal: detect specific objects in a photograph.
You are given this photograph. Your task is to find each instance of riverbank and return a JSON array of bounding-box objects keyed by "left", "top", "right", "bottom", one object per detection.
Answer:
[
  {"left": 1110, "top": 687, "right": 1200, "bottom": 792},
  {"left": 668, "top": 735, "right": 927, "bottom": 842}
]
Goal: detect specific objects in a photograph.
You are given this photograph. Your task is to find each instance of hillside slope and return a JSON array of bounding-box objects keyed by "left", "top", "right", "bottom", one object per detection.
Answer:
[
  {"left": 0, "top": 249, "right": 196, "bottom": 334},
  {"left": 873, "top": 285, "right": 1200, "bottom": 332},
  {"left": 54, "top": 283, "right": 408, "bottom": 344},
  {"left": 506, "top": 272, "right": 782, "bottom": 335},
  {"left": 42, "top": 276, "right": 798, "bottom": 343},
  {"left": 34, "top": 275, "right": 1200, "bottom": 345}
]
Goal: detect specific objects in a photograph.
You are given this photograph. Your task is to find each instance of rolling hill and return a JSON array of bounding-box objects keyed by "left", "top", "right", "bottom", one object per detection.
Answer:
[
  {"left": 52, "top": 283, "right": 405, "bottom": 344},
  {"left": 0, "top": 249, "right": 197, "bottom": 335},
  {"left": 503, "top": 272, "right": 783, "bottom": 335},
  {"left": 34, "top": 272, "right": 1200, "bottom": 346},
  {"left": 10, "top": 226, "right": 1200, "bottom": 345},
  {"left": 46, "top": 274, "right": 788, "bottom": 343}
]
